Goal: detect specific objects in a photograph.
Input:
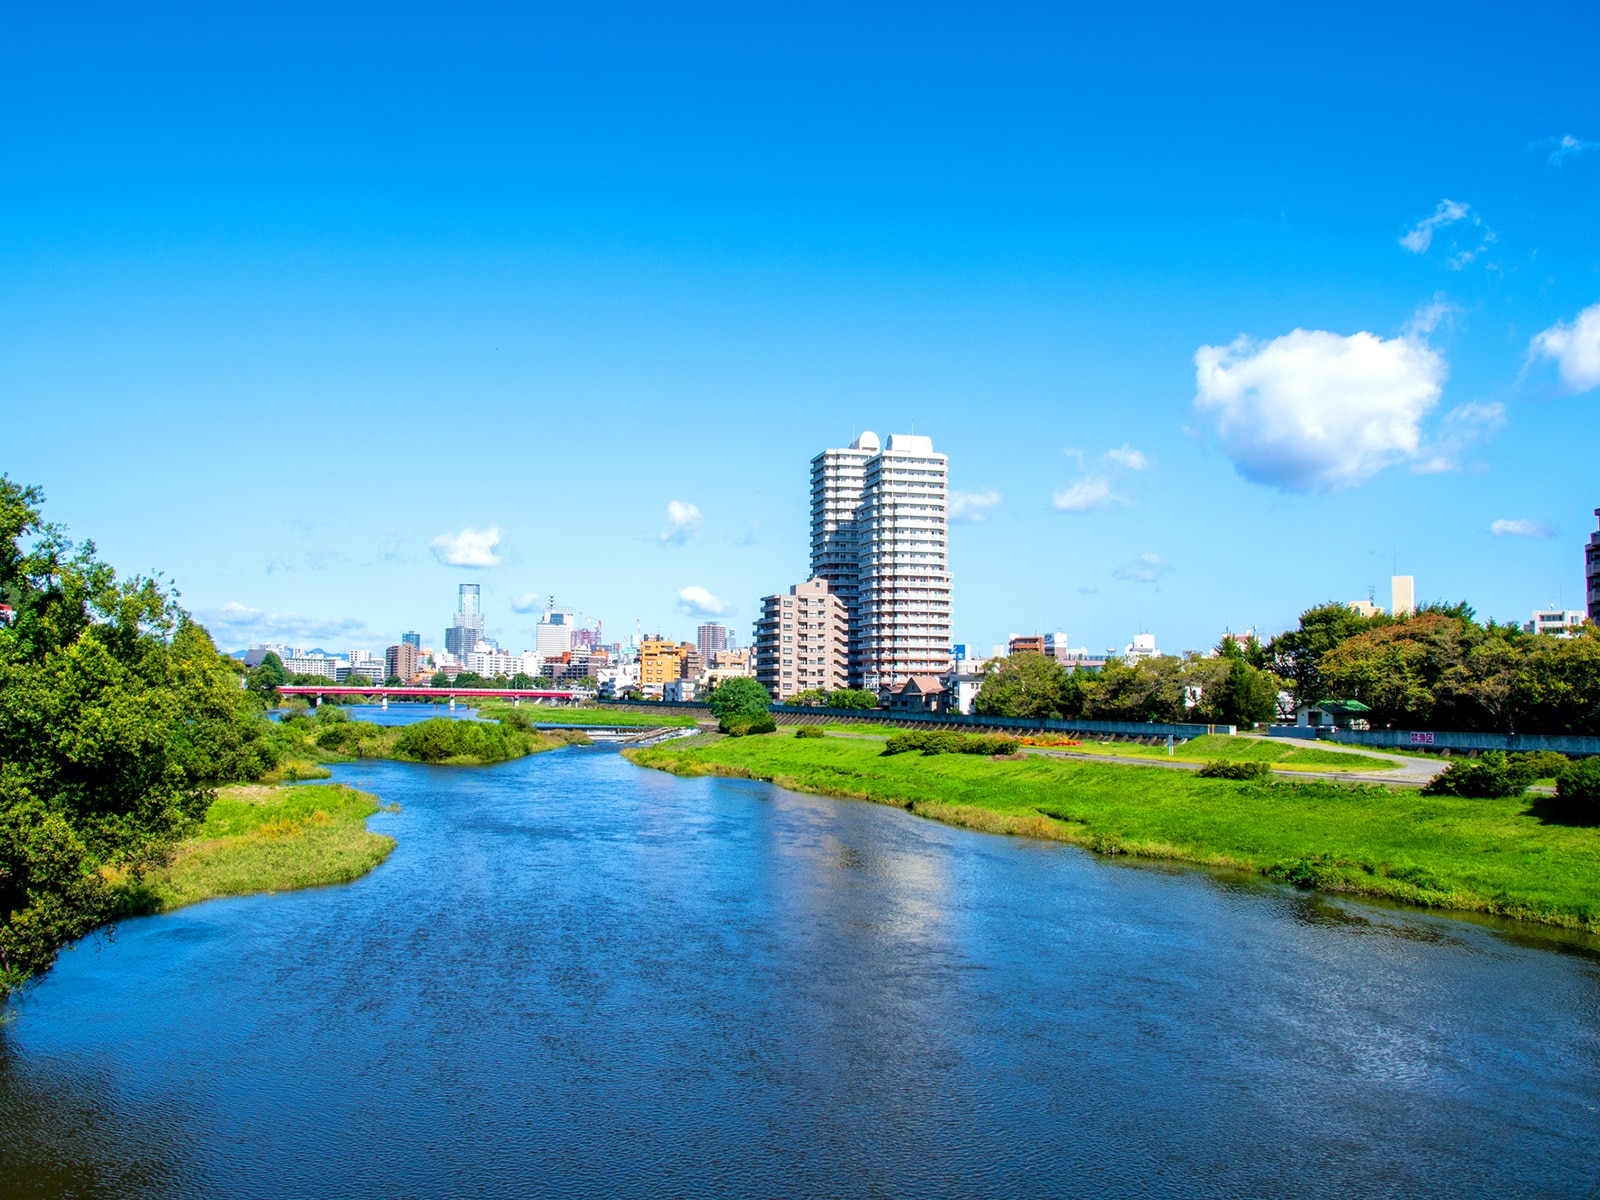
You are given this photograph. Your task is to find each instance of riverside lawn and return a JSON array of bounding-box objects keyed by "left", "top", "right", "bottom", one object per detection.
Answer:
[
  {"left": 624, "top": 733, "right": 1600, "bottom": 932},
  {"left": 118, "top": 783, "right": 394, "bottom": 913}
]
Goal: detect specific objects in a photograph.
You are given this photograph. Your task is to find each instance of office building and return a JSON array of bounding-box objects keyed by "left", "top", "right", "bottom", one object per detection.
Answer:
[
  {"left": 445, "top": 584, "right": 485, "bottom": 658},
  {"left": 386, "top": 642, "right": 419, "bottom": 683},
  {"left": 1123, "top": 633, "right": 1159, "bottom": 660},
  {"left": 697, "top": 623, "right": 729, "bottom": 663},
  {"left": 1391, "top": 575, "right": 1415, "bottom": 617},
  {"left": 401, "top": 631, "right": 421, "bottom": 650},
  {"left": 1588, "top": 509, "right": 1600, "bottom": 623},
  {"left": 536, "top": 609, "right": 574, "bottom": 660},
  {"left": 1008, "top": 634, "right": 1045, "bottom": 657},
  {"left": 753, "top": 578, "right": 849, "bottom": 702}
]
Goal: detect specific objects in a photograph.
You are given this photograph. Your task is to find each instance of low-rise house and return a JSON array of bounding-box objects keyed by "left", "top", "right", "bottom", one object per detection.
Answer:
[{"left": 885, "top": 675, "right": 949, "bottom": 714}]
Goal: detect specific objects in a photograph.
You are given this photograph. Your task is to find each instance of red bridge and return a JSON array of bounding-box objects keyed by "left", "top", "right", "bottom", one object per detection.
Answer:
[{"left": 278, "top": 685, "right": 581, "bottom": 708}]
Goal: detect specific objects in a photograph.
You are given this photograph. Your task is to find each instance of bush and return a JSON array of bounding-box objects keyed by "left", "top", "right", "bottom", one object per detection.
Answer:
[
  {"left": 719, "top": 714, "right": 777, "bottom": 736},
  {"left": 882, "top": 730, "right": 1019, "bottom": 756},
  {"left": 1197, "top": 760, "right": 1271, "bottom": 780},
  {"left": 1555, "top": 757, "right": 1600, "bottom": 809},
  {"left": 794, "top": 726, "right": 825, "bottom": 739},
  {"left": 1422, "top": 752, "right": 1527, "bottom": 799},
  {"left": 1508, "top": 750, "right": 1570, "bottom": 781}
]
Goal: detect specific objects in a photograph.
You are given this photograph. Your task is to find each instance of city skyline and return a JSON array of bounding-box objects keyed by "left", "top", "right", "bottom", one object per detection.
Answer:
[{"left": 1, "top": 7, "right": 1596, "bottom": 655}]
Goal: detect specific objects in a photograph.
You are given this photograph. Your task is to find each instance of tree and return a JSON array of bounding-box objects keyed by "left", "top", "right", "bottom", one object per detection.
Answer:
[
  {"left": 247, "top": 650, "right": 289, "bottom": 701},
  {"left": 384, "top": 674, "right": 404, "bottom": 687},
  {"left": 825, "top": 688, "right": 879, "bottom": 710},
  {"left": 0, "top": 476, "right": 264, "bottom": 997},
  {"left": 430, "top": 671, "right": 451, "bottom": 687},
  {"left": 510, "top": 672, "right": 536, "bottom": 690},
  {"left": 974, "top": 653, "right": 1070, "bottom": 719},
  {"left": 1268, "top": 602, "right": 1389, "bottom": 705},
  {"left": 789, "top": 689, "right": 829, "bottom": 707},
  {"left": 706, "top": 676, "right": 771, "bottom": 717}
]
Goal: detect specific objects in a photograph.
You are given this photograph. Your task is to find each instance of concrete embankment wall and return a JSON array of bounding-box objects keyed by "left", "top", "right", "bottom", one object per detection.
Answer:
[
  {"left": 598, "top": 700, "right": 1232, "bottom": 742},
  {"left": 1268, "top": 725, "right": 1600, "bottom": 757}
]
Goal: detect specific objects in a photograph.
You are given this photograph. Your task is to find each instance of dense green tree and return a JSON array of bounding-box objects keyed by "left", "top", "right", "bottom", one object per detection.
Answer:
[
  {"left": 706, "top": 676, "right": 771, "bottom": 716},
  {"left": 510, "top": 672, "right": 536, "bottom": 690},
  {"left": 824, "top": 688, "right": 878, "bottom": 709},
  {"left": 788, "top": 689, "right": 829, "bottom": 707},
  {"left": 247, "top": 651, "right": 289, "bottom": 701},
  {"left": 1267, "top": 602, "right": 1390, "bottom": 704},
  {"left": 975, "top": 653, "right": 1071, "bottom": 719},
  {"left": 0, "top": 477, "right": 263, "bottom": 997}
]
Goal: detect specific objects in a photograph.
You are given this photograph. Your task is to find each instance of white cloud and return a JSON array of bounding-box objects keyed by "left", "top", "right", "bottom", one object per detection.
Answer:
[
  {"left": 949, "top": 488, "right": 1002, "bottom": 522},
  {"left": 1491, "top": 518, "right": 1555, "bottom": 540},
  {"left": 1192, "top": 328, "right": 1446, "bottom": 492},
  {"left": 1077, "top": 585, "right": 1099, "bottom": 595},
  {"left": 1399, "top": 200, "right": 1493, "bottom": 267},
  {"left": 1113, "top": 553, "right": 1170, "bottom": 584},
  {"left": 1549, "top": 134, "right": 1597, "bottom": 166},
  {"left": 1400, "top": 200, "right": 1470, "bottom": 253},
  {"left": 661, "top": 500, "right": 703, "bottom": 544},
  {"left": 1051, "top": 477, "right": 1125, "bottom": 513},
  {"left": 1409, "top": 402, "right": 1504, "bottom": 475},
  {"left": 430, "top": 526, "right": 502, "bottom": 567},
  {"left": 510, "top": 591, "right": 544, "bottom": 613},
  {"left": 198, "top": 601, "right": 369, "bottom": 649},
  {"left": 1529, "top": 302, "right": 1600, "bottom": 392},
  {"left": 677, "top": 586, "right": 731, "bottom": 617},
  {"left": 1107, "top": 445, "right": 1148, "bottom": 470}
]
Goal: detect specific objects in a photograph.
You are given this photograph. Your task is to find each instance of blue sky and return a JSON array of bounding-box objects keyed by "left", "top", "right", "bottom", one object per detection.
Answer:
[{"left": 3, "top": 2, "right": 1597, "bottom": 656}]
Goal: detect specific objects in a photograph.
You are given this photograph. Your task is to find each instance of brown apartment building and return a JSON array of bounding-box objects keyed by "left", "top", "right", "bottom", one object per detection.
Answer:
[{"left": 753, "top": 578, "right": 849, "bottom": 702}]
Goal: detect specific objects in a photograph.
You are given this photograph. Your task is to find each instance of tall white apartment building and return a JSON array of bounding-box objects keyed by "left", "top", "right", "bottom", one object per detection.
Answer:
[
  {"left": 809, "top": 433, "right": 876, "bottom": 681},
  {"left": 856, "top": 434, "right": 950, "bottom": 691},
  {"left": 809, "top": 430, "right": 950, "bottom": 693}
]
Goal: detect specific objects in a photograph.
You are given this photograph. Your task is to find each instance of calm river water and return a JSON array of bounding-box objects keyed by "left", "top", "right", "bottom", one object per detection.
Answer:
[{"left": 3, "top": 744, "right": 1599, "bottom": 1198}]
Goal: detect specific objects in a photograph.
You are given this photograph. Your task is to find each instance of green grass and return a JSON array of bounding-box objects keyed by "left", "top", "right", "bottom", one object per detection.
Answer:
[
  {"left": 268, "top": 714, "right": 594, "bottom": 766},
  {"left": 818, "top": 722, "right": 907, "bottom": 737},
  {"left": 1061, "top": 734, "right": 1394, "bottom": 772},
  {"left": 624, "top": 733, "right": 1600, "bottom": 932},
  {"left": 122, "top": 783, "right": 395, "bottom": 912},
  {"left": 477, "top": 703, "right": 701, "bottom": 728}
]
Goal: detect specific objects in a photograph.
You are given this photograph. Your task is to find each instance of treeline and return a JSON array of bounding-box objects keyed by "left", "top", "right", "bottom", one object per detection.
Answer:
[
  {"left": 1276, "top": 603, "right": 1598, "bottom": 735},
  {"left": 976, "top": 637, "right": 1280, "bottom": 726},
  {"left": 974, "top": 602, "right": 1600, "bottom": 735}
]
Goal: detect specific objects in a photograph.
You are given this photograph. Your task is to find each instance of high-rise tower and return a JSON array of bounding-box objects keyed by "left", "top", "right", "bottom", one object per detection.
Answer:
[
  {"left": 445, "top": 583, "right": 485, "bottom": 658},
  {"left": 856, "top": 434, "right": 950, "bottom": 692},
  {"left": 808, "top": 431, "right": 950, "bottom": 692},
  {"left": 1587, "top": 508, "right": 1600, "bottom": 624},
  {"left": 809, "top": 432, "right": 877, "bottom": 681}
]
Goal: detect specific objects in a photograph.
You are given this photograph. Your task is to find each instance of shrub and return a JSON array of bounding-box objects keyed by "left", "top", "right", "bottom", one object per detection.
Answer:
[
  {"left": 882, "top": 730, "right": 1020, "bottom": 756},
  {"left": 1421, "top": 752, "right": 1527, "bottom": 799},
  {"left": 1197, "top": 760, "right": 1271, "bottom": 780},
  {"left": 1507, "top": 750, "right": 1570, "bottom": 781},
  {"left": 719, "top": 714, "right": 777, "bottom": 736},
  {"left": 794, "top": 726, "right": 825, "bottom": 739},
  {"left": 1555, "top": 757, "right": 1600, "bottom": 810}
]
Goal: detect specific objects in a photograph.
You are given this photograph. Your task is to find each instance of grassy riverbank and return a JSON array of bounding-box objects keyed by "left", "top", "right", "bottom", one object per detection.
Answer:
[
  {"left": 120, "top": 783, "right": 395, "bottom": 913},
  {"left": 267, "top": 710, "right": 593, "bottom": 772},
  {"left": 625, "top": 732, "right": 1600, "bottom": 931},
  {"left": 476, "top": 703, "right": 701, "bottom": 728}
]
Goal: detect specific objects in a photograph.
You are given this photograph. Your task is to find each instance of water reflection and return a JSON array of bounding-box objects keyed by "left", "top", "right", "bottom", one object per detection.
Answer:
[{"left": 2, "top": 747, "right": 1598, "bottom": 1199}]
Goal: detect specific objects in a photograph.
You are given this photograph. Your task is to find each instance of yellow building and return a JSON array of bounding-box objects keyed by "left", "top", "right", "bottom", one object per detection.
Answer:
[{"left": 640, "top": 637, "right": 691, "bottom": 687}]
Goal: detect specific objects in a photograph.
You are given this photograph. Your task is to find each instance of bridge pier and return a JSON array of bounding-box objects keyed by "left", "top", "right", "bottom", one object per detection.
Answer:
[
  {"left": 313, "top": 695, "right": 320, "bottom": 708},
  {"left": 382, "top": 694, "right": 388, "bottom": 709},
  {"left": 449, "top": 696, "right": 456, "bottom": 711},
  {"left": 513, "top": 697, "right": 520, "bottom": 708}
]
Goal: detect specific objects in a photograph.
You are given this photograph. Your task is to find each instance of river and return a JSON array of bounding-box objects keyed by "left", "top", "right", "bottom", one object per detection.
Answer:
[{"left": 3, "top": 744, "right": 1598, "bottom": 1198}]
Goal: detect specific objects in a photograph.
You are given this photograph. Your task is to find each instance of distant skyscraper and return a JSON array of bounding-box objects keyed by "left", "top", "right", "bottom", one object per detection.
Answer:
[
  {"left": 1391, "top": 575, "right": 1415, "bottom": 617},
  {"left": 445, "top": 583, "right": 485, "bottom": 658},
  {"left": 697, "top": 623, "right": 728, "bottom": 663},
  {"left": 808, "top": 431, "right": 950, "bottom": 692},
  {"left": 1588, "top": 509, "right": 1600, "bottom": 624},
  {"left": 401, "top": 631, "right": 421, "bottom": 650},
  {"left": 536, "top": 609, "right": 574, "bottom": 660}
]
